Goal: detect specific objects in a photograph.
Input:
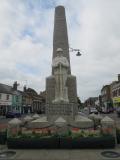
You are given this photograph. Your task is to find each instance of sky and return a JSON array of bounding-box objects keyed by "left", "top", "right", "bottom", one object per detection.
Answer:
[{"left": 0, "top": 0, "right": 120, "bottom": 102}]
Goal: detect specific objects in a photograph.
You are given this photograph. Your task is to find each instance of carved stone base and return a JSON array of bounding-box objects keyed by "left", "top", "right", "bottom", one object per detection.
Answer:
[{"left": 46, "top": 103, "right": 78, "bottom": 122}]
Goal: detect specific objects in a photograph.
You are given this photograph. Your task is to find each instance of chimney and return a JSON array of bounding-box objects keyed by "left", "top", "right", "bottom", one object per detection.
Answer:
[
  {"left": 118, "top": 74, "right": 120, "bottom": 81},
  {"left": 13, "top": 81, "right": 18, "bottom": 90},
  {"left": 23, "top": 85, "right": 27, "bottom": 92}
]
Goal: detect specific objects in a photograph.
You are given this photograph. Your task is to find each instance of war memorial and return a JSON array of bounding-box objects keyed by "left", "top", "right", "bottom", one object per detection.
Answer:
[
  {"left": 0, "top": 6, "right": 118, "bottom": 153},
  {"left": 46, "top": 5, "right": 78, "bottom": 122}
]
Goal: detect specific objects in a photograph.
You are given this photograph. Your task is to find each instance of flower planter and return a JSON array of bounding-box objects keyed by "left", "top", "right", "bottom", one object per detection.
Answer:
[
  {"left": 7, "top": 137, "right": 59, "bottom": 149},
  {"left": 71, "top": 136, "right": 115, "bottom": 149},
  {"left": 0, "top": 131, "right": 7, "bottom": 144},
  {"left": 59, "top": 137, "right": 72, "bottom": 149}
]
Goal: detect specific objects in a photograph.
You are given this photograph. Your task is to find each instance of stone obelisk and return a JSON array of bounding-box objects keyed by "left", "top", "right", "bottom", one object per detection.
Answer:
[
  {"left": 52, "top": 6, "right": 71, "bottom": 74},
  {"left": 46, "top": 6, "right": 78, "bottom": 120}
]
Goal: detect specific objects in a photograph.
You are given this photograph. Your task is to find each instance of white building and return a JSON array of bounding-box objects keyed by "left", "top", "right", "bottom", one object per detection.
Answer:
[{"left": 0, "top": 84, "right": 12, "bottom": 115}]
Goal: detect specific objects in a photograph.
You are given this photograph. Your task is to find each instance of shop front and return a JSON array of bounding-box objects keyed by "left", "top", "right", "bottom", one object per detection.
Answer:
[
  {"left": 113, "top": 97, "right": 120, "bottom": 108},
  {"left": 0, "top": 101, "right": 12, "bottom": 115},
  {"left": 23, "top": 105, "right": 32, "bottom": 114}
]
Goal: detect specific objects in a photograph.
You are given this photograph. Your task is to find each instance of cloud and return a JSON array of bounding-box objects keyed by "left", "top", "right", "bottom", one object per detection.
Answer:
[{"left": 0, "top": 0, "right": 120, "bottom": 102}]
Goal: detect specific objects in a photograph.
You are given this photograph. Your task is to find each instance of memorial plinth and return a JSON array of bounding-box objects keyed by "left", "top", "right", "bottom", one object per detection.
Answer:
[{"left": 46, "top": 6, "right": 78, "bottom": 121}]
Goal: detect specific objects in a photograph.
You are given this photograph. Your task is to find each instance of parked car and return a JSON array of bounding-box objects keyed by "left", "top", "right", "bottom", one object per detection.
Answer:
[
  {"left": 101, "top": 106, "right": 114, "bottom": 114},
  {"left": 78, "top": 111, "right": 87, "bottom": 117},
  {"left": 89, "top": 108, "right": 98, "bottom": 114},
  {"left": 6, "top": 111, "right": 21, "bottom": 118},
  {"left": 83, "top": 107, "right": 89, "bottom": 115}
]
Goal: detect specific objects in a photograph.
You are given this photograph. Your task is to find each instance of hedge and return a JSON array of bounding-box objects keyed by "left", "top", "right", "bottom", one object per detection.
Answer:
[
  {"left": 7, "top": 135, "right": 115, "bottom": 149},
  {"left": 7, "top": 137, "right": 59, "bottom": 149},
  {"left": 0, "top": 131, "right": 7, "bottom": 144},
  {"left": 71, "top": 135, "right": 115, "bottom": 149}
]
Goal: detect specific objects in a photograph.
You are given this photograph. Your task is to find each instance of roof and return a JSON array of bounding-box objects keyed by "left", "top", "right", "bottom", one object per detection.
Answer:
[
  {"left": 0, "top": 83, "right": 23, "bottom": 95},
  {"left": 12, "top": 90, "right": 23, "bottom": 95},
  {"left": 26, "top": 88, "right": 37, "bottom": 95},
  {"left": 0, "top": 83, "right": 12, "bottom": 94},
  {"left": 111, "top": 81, "right": 120, "bottom": 90},
  {"left": 84, "top": 97, "right": 98, "bottom": 103},
  {"left": 101, "top": 85, "right": 110, "bottom": 91}
]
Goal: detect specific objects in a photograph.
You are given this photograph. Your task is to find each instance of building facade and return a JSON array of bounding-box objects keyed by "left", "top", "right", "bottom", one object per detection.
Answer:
[
  {"left": 111, "top": 74, "right": 120, "bottom": 108},
  {"left": 101, "top": 85, "right": 113, "bottom": 112},
  {"left": 0, "top": 82, "right": 46, "bottom": 115},
  {"left": 84, "top": 97, "right": 98, "bottom": 108},
  {"left": 0, "top": 84, "right": 12, "bottom": 115},
  {"left": 22, "top": 87, "right": 33, "bottom": 114},
  {"left": 12, "top": 90, "right": 22, "bottom": 113},
  {"left": 11, "top": 82, "right": 22, "bottom": 113},
  {"left": 22, "top": 87, "right": 45, "bottom": 114},
  {"left": 0, "top": 82, "right": 23, "bottom": 115}
]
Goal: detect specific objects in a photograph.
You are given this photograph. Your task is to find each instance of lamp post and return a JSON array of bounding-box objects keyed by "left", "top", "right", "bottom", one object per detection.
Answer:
[{"left": 69, "top": 47, "right": 82, "bottom": 56}]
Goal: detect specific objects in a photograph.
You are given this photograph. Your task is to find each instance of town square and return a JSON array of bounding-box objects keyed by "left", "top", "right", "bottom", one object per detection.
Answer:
[{"left": 0, "top": 0, "right": 120, "bottom": 160}]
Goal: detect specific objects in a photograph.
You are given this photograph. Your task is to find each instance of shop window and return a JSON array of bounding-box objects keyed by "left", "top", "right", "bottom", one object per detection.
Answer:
[
  {"left": 16, "top": 96, "right": 19, "bottom": 102},
  {"left": 119, "top": 88, "right": 120, "bottom": 96},
  {"left": 6, "top": 94, "right": 9, "bottom": 100},
  {"left": 112, "top": 90, "right": 117, "bottom": 97}
]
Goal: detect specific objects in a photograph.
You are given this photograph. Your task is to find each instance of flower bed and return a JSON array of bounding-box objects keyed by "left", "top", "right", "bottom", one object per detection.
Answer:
[
  {"left": 7, "top": 129, "right": 115, "bottom": 149},
  {"left": 7, "top": 131, "right": 59, "bottom": 149},
  {"left": 60, "top": 130, "right": 115, "bottom": 149}
]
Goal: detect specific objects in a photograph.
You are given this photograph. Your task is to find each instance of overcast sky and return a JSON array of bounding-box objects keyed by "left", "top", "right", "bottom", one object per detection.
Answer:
[{"left": 0, "top": 0, "right": 120, "bottom": 102}]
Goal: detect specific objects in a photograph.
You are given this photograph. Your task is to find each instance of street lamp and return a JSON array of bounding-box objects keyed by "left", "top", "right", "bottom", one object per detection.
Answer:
[{"left": 69, "top": 47, "right": 82, "bottom": 56}]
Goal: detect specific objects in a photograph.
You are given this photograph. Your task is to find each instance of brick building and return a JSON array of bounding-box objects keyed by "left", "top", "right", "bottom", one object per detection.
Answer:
[
  {"left": 84, "top": 97, "right": 98, "bottom": 108},
  {"left": 22, "top": 87, "right": 45, "bottom": 114},
  {"left": 101, "top": 85, "right": 113, "bottom": 112}
]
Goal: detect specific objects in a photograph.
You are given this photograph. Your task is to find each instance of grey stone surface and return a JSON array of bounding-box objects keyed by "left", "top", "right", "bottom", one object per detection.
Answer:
[
  {"left": 46, "top": 6, "right": 78, "bottom": 118},
  {"left": 52, "top": 49, "right": 69, "bottom": 103},
  {"left": 46, "top": 76, "right": 55, "bottom": 104},
  {"left": 46, "top": 103, "right": 78, "bottom": 122},
  {"left": 5, "top": 148, "right": 120, "bottom": 160},
  {"left": 67, "top": 75, "right": 77, "bottom": 103},
  {"left": 52, "top": 6, "right": 71, "bottom": 74}
]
